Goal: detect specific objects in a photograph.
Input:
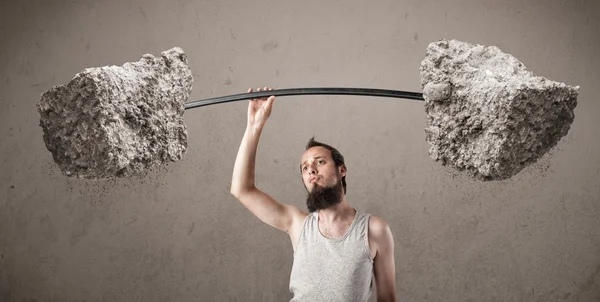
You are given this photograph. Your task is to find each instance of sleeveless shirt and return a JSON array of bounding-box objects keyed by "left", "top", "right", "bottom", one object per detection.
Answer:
[{"left": 289, "top": 210, "right": 374, "bottom": 302}]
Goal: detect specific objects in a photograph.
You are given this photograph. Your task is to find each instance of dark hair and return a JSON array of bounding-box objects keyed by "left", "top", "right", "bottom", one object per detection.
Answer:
[{"left": 304, "top": 137, "right": 347, "bottom": 194}]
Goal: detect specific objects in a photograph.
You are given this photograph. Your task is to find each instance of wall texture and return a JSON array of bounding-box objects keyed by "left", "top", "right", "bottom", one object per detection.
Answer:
[{"left": 1, "top": 0, "right": 598, "bottom": 301}]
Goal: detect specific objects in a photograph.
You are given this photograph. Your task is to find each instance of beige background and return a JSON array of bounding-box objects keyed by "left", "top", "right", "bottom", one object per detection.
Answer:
[{"left": 1, "top": 0, "right": 599, "bottom": 301}]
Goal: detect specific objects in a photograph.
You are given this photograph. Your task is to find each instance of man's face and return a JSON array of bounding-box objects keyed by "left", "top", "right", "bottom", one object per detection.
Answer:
[
  {"left": 300, "top": 146, "right": 346, "bottom": 211},
  {"left": 300, "top": 146, "right": 344, "bottom": 192}
]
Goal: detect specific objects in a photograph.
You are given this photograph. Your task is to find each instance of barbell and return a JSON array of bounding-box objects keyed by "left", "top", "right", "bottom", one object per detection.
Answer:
[{"left": 36, "top": 39, "right": 579, "bottom": 181}]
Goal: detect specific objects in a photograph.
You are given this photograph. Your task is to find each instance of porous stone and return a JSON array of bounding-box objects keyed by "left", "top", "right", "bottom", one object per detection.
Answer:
[
  {"left": 37, "top": 47, "right": 193, "bottom": 179},
  {"left": 420, "top": 39, "right": 579, "bottom": 181}
]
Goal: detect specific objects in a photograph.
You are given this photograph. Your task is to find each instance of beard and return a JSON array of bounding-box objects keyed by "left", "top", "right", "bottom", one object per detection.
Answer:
[{"left": 305, "top": 174, "right": 344, "bottom": 212}]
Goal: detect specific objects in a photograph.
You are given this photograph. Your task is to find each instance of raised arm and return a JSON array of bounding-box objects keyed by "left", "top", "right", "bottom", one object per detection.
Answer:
[{"left": 230, "top": 87, "right": 306, "bottom": 234}]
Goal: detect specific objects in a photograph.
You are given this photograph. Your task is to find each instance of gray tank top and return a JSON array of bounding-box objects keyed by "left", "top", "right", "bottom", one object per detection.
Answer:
[{"left": 289, "top": 210, "right": 374, "bottom": 302}]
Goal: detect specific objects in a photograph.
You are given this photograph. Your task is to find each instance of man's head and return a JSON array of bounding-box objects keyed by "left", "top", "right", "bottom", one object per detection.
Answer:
[{"left": 300, "top": 137, "right": 347, "bottom": 212}]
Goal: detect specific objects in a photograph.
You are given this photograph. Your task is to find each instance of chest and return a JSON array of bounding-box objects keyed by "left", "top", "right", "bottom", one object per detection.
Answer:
[{"left": 318, "top": 220, "right": 352, "bottom": 239}]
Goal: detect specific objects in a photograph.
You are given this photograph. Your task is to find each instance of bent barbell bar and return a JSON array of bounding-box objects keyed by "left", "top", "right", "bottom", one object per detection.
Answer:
[{"left": 184, "top": 87, "right": 425, "bottom": 109}]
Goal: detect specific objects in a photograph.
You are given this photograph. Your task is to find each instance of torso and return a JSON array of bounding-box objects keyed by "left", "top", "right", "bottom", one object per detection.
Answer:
[
  {"left": 288, "top": 209, "right": 376, "bottom": 301},
  {"left": 288, "top": 210, "right": 377, "bottom": 260}
]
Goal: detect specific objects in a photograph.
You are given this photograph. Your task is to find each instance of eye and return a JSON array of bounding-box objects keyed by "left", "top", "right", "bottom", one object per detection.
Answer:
[{"left": 318, "top": 160, "right": 325, "bottom": 164}]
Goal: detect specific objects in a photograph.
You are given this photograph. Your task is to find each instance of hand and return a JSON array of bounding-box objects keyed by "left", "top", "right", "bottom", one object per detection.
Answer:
[{"left": 247, "top": 86, "right": 275, "bottom": 128}]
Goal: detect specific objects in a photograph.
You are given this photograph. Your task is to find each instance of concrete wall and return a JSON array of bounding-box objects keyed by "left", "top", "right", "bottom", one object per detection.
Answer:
[{"left": 1, "top": 0, "right": 598, "bottom": 301}]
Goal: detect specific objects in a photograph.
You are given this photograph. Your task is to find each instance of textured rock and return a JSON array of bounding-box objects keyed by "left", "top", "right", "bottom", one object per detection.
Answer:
[
  {"left": 420, "top": 39, "right": 579, "bottom": 181},
  {"left": 37, "top": 47, "right": 193, "bottom": 179}
]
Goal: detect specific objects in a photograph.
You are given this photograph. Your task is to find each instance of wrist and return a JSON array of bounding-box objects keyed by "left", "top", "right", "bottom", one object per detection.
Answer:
[{"left": 247, "top": 123, "right": 264, "bottom": 133}]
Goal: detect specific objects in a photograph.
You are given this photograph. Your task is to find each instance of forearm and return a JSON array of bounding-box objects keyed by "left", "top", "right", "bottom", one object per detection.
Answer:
[
  {"left": 230, "top": 124, "right": 264, "bottom": 195},
  {"left": 377, "top": 292, "right": 397, "bottom": 302}
]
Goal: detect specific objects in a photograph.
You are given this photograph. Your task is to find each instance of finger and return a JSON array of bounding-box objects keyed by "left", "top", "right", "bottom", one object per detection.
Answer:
[
  {"left": 267, "top": 95, "right": 275, "bottom": 106},
  {"left": 253, "top": 87, "right": 260, "bottom": 100}
]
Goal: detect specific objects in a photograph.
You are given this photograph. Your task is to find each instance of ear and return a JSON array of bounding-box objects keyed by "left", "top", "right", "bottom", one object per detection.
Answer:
[{"left": 339, "top": 164, "right": 347, "bottom": 177}]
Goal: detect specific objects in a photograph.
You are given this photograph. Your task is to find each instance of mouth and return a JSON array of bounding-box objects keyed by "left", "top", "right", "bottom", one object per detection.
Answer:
[{"left": 309, "top": 177, "right": 319, "bottom": 183}]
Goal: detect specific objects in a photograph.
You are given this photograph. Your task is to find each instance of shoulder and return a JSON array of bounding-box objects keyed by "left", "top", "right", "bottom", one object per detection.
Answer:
[
  {"left": 286, "top": 205, "right": 310, "bottom": 231},
  {"left": 287, "top": 206, "right": 310, "bottom": 251},
  {"left": 367, "top": 215, "right": 394, "bottom": 245},
  {"left": 368, "top": 215, "right": 392, "bottom": 234},
  {"left": 289, "top": 205, "right": 310, "bottom": 220}
]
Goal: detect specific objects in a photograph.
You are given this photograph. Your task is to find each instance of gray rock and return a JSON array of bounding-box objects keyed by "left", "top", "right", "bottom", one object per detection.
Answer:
[
  {"left": 419, "top": 39, "right": 579, "bottom": 181},
  {"left": 37, "top": 47, "right": 193, "bottom": 179}
]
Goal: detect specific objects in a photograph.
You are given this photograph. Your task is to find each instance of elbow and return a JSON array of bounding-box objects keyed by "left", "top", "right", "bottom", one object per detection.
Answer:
[
  {"left": 230, "top": 186, "right": 242, "bottom": 198},
  {"left": 229, "top": 182, "right": 237, "bottom": 194},
  {"left": 230, "top": 184, "right": 254, "bottom": 198},
  {"left": 229, "top": 180, "right": 242, "bottom": 197}
]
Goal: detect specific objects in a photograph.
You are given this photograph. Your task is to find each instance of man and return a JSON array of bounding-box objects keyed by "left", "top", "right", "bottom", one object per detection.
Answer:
[{"left": 230, "top": 87, "right": 397, "bottom": 302}]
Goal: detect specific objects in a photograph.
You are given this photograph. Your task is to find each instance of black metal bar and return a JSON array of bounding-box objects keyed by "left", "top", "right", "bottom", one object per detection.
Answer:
[{"left": 184, "top": 87, "right": 424, "bottom": 110}]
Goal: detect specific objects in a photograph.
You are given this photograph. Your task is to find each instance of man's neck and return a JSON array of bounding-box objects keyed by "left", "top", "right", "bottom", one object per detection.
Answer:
[{"left": 317, "top": 198, "right": 355, "bottom": 225}]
